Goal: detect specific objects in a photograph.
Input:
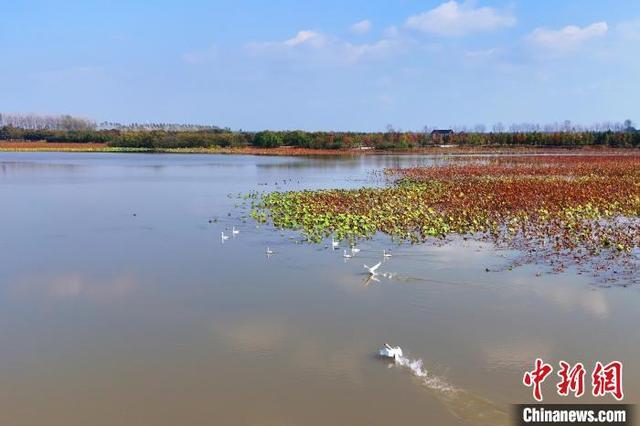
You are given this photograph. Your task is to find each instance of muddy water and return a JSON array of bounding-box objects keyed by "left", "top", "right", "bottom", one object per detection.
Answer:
[{"left": 0, "top": 153, "right": 638, "bottom": 426}]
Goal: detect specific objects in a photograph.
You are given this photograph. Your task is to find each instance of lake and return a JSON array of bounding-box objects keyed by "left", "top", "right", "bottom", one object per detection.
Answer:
[{"left": 0, "top": 152, "right": 638, "bottom": 425}]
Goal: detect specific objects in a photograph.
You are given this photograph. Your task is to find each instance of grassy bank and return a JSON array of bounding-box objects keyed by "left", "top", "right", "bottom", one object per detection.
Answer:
[
  {"left": 0, "top": 142, "right": 355, "bottom": 155},
  {"left": 1, "top": 141, "right": 639, "bottom": 156}
]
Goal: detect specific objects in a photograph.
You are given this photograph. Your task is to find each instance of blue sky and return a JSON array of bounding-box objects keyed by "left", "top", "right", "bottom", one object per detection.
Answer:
[{"left": 1, "top": 0, "right": 639, "bottom": 131}]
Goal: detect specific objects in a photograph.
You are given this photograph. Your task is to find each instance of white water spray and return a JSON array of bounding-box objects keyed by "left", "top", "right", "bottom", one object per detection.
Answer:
[{"left": 392, "top": 355, "right": 457, "bottom": 395}]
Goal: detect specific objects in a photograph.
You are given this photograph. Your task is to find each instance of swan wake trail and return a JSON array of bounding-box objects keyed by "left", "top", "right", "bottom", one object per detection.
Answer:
[
  {"left": 393, "top": 355, "right": 457, "bottom": 394},
  {"left": 390, "top": 353, "right": 508, "bottom": 425}
]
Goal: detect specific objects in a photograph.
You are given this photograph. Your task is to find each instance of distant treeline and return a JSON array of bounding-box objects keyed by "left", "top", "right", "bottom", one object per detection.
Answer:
[
  {"left": 0, "top": 113, "right": 95, "bottom": 131},
  {"left": 2, "top": 112, "right": 638, "bottom": 148},
  {"left": 0, "top": 113, "right": 222, "bottom": 132},
  {"left": 97, "top": 121, "right": 221, "bottom": 131},
  {"left": 1, "top": 126, "right": 639, "bottom": 148}
]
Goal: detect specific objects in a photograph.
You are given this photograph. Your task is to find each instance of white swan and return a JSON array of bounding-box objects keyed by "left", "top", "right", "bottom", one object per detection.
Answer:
[
  {"left": 343, "top": 249, "right": 352, "bottom": 258},
  {"left": 378, "top": 343, "right": 403, "bottom": 360},
  {"left": 351, "top": 247, "right": 361, "bottom": 254},
  {"left": 221, "top": 232, "right": 229, "bottom": 240},
  {"left": 331, "top": 238, "right": 339, "bottom": 249},
  {"left": 383, "top": 249, "right": 392, "bottom": 258},
  {"left": 232, "top": 226, "right": 240, "bottom": 235},
  {"left": 364, "top": 262, "right": 381, "bottom": 276},
  {"left": 265, "top": 247, "right": 274, "bottom": 255}
]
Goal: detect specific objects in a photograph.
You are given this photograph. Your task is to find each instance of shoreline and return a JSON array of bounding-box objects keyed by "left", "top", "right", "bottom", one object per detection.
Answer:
[{"left": 0, "top": 141, "right": 638, "bottom": 156}]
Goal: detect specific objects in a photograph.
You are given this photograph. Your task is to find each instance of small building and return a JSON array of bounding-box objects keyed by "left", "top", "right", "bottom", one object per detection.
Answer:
[{"left": 430, "top": 129, "right": 454, "bottom": 143}]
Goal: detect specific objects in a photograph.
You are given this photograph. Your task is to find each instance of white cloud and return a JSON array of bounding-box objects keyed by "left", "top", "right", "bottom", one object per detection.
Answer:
[
  {"left": 527, "top": 22, "right": 608, "bottom": 52},
  {"left": 246, "top": 30, "right": 401, "bottom": 64},
  {"left": 283, "top": 30, "right": 326, "bottom": 47},
  {"left": 405, "top": 1, "right": 516, "bottom": 37},
  {"left": 342, "top": 39, "right": 400, "bottom": 62},
  {"left": 383, "top": 25, "right": 399, "bottom": 38},
  {"left": 247, "top": 30, "right": 326, "bottom": 51},
  {"left": 350, "top": 19, "right": 372, "bottom": 35},
  {"left": 465, "top": 48, "right": 498, "bottom": 58}
]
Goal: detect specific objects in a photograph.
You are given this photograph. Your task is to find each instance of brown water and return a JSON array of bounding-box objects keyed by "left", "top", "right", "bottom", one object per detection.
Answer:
[{"left": 0, "top": 153, "right": 638, "bottom": 426}]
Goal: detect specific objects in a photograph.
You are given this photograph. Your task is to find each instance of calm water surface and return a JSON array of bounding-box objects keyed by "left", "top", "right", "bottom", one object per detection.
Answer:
[{"left": 0, "top": 153, "right": 638, "bottom": 425}]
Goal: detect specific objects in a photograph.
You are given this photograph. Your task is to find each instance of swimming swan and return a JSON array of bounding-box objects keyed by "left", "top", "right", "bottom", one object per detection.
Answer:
[{"left": 378, "top": 343, "right": 403, "bottom": 360}]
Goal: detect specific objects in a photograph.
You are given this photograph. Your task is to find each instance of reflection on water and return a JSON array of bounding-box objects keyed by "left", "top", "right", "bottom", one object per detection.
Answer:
[
  {"left": 212, "top": 318, "right": 289, "bottom": 354},
  {"left": 0, "top": 160, "right": 84, "bottom": 179},
  {"left": 11, "top": 272, "right": 135, "bottom": 302},
  {"left": 0, "top": 152, "right": 638, "bottom": 425}
]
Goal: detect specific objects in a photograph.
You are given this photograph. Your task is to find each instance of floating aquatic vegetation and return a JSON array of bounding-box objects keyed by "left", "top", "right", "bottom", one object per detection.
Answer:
[{"left": 252, "top": 154, "right": 640, "bottom": 278}]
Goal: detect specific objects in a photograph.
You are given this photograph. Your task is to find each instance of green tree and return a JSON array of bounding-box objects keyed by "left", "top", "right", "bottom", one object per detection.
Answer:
[
  {"left": 253, "top": 131, "right": 283, "bottom": 148},
  {"left": 283, "top": 130, "right": 311, "bottom": 147}
]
